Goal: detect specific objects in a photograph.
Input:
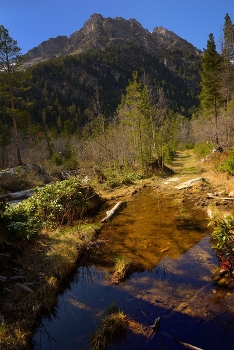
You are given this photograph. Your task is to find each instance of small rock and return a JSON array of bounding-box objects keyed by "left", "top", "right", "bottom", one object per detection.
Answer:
[
  {"left": 161, "top": 247, "right": 170, "bottom": 253},
  {"left": 0, "top": 276, "right": 7, "bottom": 282}
]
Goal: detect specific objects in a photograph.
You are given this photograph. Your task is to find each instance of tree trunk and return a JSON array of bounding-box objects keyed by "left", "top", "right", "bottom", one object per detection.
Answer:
[{"left": 11, "top": 90, "right": 23, "bottom": 165}]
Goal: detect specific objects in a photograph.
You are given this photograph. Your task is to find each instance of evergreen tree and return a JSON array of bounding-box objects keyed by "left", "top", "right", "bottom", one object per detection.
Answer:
[
  {"left": 200, "top": 33, "right": 224, "bottom": 145},
  {"left": 117, "top": 71, "right": 153, "bottom": 166},
  {"left": 221, "top": 14, "right": 234, "bottom": 105},
  {"left": 0, "top": 25, "right": 28, "bottom": 164},
  {"left": 223, "top": 14, "right": 234, "bottom": 61}
]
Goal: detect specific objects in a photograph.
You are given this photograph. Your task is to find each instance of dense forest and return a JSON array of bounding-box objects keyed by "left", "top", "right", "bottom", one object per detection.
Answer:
[{"left": 0, "top": 14, "right": 234, "bottom": 179}]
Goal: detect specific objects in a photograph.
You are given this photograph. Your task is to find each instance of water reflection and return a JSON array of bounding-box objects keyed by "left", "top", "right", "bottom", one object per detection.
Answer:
[
  {"left": 89, "top": 187, "right": 210, "bottom": 271},
  {"left": 33, "top": 188, "right": 234, "bottom": 350}
]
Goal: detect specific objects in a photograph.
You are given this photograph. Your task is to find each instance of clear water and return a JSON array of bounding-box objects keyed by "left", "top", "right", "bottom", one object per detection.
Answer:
[{"left": 33, "top": 188, "right": 234, "bottom": 350}]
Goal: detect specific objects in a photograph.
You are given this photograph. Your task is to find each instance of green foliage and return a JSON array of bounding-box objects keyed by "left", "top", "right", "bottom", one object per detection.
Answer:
[
  {"left": 103, "top": 166, "right": 143, "bottom": 189},
  {"left": 218, "top": 149, "right": 234, "bottom": 175},
  {"left": 0, "top": 25, "right": 31, "bottom": 165},
  {"left": 194, "top": 142, "right": 214, "bottom": 158},
  {"left": 163, "top": 145, "right": 176, "bottom": 164},
  {"left": 51, "top": 152, "right": 63, "bottom": 166},
  {"left": 117, "top": 71, "right": 154, "bottom": 166},
  {"left": 208, "top": 214, "right": 234, "bottom": 251},
  {"left": 200, "top": 33, "right": 224, "bottom": 144},
  {"left": 3, "top": 178, "right": 88, "bottom": 239},
  {"left": 0, "top": 200, "right": 9, "bottom": 220},
  {"left": 24, "top": 44, "right": 198, "bottom": 133}
]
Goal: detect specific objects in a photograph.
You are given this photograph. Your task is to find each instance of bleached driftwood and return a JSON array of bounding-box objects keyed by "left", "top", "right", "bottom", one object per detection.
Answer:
[
  {"left": 101, "top": 201, "right": 126, "bottom": 223},
  {"left": 162, "top": 331, "right": 204, "bottom": 350},
  {"left": 207, "top": 193, "right": 234, "bottom": 201}
]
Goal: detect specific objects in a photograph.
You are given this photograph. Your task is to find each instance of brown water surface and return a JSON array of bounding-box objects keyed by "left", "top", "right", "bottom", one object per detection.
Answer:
[
  {"left": 92, "top": 187, "right": 209, "bottom": 271},
  {"left": 33, "top": 187, "right": 234, "bottom": 350}
]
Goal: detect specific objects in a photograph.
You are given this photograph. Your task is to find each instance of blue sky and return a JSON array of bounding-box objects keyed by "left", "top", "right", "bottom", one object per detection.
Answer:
[{"left": 1, "top": 0, "right": 234, "bottom": 54}]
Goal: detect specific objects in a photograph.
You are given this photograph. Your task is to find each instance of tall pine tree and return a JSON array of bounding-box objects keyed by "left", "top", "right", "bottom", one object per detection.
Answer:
[
  {"left": 221, "top": 14, "right": 234, "bottom": 105},
  {"left": 117, "top": 71, "right": 153, "bottom": 167},
  {"left": 0, "top": 25, "right": 28, "bottom": 165},
  {"left": 223, "top": 14, "right": 234, "bottom": 61},
  {"left": 200, "top": 33, "right": 224, "bottom": 145}
]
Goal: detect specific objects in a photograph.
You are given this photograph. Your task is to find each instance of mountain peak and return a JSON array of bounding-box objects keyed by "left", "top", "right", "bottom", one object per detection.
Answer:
[{"left": 26, "top": 14, "right": 200, "bottom": 66}]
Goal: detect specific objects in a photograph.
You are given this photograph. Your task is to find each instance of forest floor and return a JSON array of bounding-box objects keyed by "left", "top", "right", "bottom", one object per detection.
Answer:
[{"left": 1, "top": 149, "right": 234, "bottom": 349}]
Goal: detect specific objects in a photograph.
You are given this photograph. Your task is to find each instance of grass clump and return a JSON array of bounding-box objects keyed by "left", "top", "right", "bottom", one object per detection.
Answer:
[
  {"left": 0, "top": 323, "right": 31, "bottom": 350},
  {"left": 90, "top": 303, "right": 127, "bottom": 350},
  {"left": 112, "top": 255, "right": 131, "bottom": 284},
  {"left": 2, "top": 178, "right": 94, "bottom": 239}
]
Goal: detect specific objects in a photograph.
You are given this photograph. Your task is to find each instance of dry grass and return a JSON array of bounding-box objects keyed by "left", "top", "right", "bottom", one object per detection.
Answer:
[
  {"left": 0, "top": 223, "right": 100, "bottom": 350},
  {"left": 89, "top": 305, "right": 127, "bottom": 350},
  {"left": 111, "top": 255, "right": 131, "bottom": 284}
]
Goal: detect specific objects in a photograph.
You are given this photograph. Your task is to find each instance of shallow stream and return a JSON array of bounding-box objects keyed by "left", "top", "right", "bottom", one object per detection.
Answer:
[{"left": 33, "top": 187, "right": 234, "bottom": 350}]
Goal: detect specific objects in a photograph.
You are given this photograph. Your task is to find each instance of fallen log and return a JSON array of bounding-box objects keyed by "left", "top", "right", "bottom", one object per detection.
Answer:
[
  {"left": 15, "top": 282, "right": 34, "bottom": 293},
  {"left": 0, "top": 189, "right": 34, "bottom": 202},
  {"left": 101, "top": 201, "right": 126, "bottom": 223},
  {"left": 207, "top": 193, "right": 234, "bottom": 201},
  {"left": 174, "top": 338, "right": 204, "bottom": 350},
  {"left": 162, "top": 332, "right": 204, "bottom": 350}
]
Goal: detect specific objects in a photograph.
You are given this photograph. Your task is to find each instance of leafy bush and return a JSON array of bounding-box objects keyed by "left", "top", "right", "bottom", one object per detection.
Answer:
[
  {"left": 163, "top": 145, "right": 176, "bottom": 164},
  {"left": 218, "top": 149, "right": 234, "bottom": 175},
  {"left": 103, "top": 166, "right": 143, "bottom": 189},
  {"left": 51, "top": 152, "right": 63, "bottom": 166},
  {"left": 0, "top": 200, "right": 9, "bottom": 221},
  {"left": 209, "top": 214, "right": 234, "bottom": 251},
  {"left": 194, "top": 142, "right": 214, "bottom": 158},
  {"left": 3, "top": 178, "right": 88, "bottom": 239}
]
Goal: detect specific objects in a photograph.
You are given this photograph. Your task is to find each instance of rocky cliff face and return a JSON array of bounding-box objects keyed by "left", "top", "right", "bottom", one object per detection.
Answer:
[{"left": 26, "top": 13, "right": 200, "bottom": 66}]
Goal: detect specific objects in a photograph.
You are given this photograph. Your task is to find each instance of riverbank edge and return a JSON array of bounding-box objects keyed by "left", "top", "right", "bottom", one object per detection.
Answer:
[{"left": 1, "top": 152, "right": 233, "bottom": 349}]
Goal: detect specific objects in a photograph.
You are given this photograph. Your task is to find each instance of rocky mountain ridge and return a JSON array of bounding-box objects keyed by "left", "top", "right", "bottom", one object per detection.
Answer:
[{"left": 26, "top": 13, "right": 201, "bottom": 66}]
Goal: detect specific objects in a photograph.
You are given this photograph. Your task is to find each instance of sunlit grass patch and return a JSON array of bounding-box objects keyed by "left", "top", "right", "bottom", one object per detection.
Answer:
[
  {"left": 112, "top": 255, "right": 131, "bottom": 284},
  {"left": 89, "top": 303, "right": 127, "bottom": 350},
  {"left": 0, "top": 323, "right": 31, "bottom": 350}
]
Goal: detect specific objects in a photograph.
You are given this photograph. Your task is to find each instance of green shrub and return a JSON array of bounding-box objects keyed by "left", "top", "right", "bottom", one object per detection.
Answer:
[
  {"left": 51, "top": 152, "right": 63, "bottom": 166},
  {"left": 3, "top": 178, "right": 88, "bottom": 239},
  {"left": 0, "top": 201, "right": 9, "bottom": 220},
  {"left": 208, "top": 214, "right": 234, "bottom": 251},
  {"left": 194, "top": 142, "right": 214, "bottom": 158},
  {"left": 103, "top": 166, "right": 143, "bottom": 189},
  {"left": 218, "top": 149, "right": 234, "bottom": 175},
  {"left": 163, "top": 145, "right": 175, "bottom": 164}
]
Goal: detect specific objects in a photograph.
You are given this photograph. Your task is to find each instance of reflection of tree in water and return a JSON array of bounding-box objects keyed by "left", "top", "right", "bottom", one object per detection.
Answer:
[
  {"left": 33, "top": 322, "right": 57, "bottom": 350},
  {"left": 33, "top": 265, "right": 101, "bottom": 350}
]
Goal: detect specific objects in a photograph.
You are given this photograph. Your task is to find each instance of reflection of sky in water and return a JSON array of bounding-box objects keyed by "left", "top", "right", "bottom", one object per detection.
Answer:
[
  {"left": 33, "top": 236, "right": 234, "bottom": 350},
  {"left": 33, "top": 189, "right": 234, "bottom": 350}
]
